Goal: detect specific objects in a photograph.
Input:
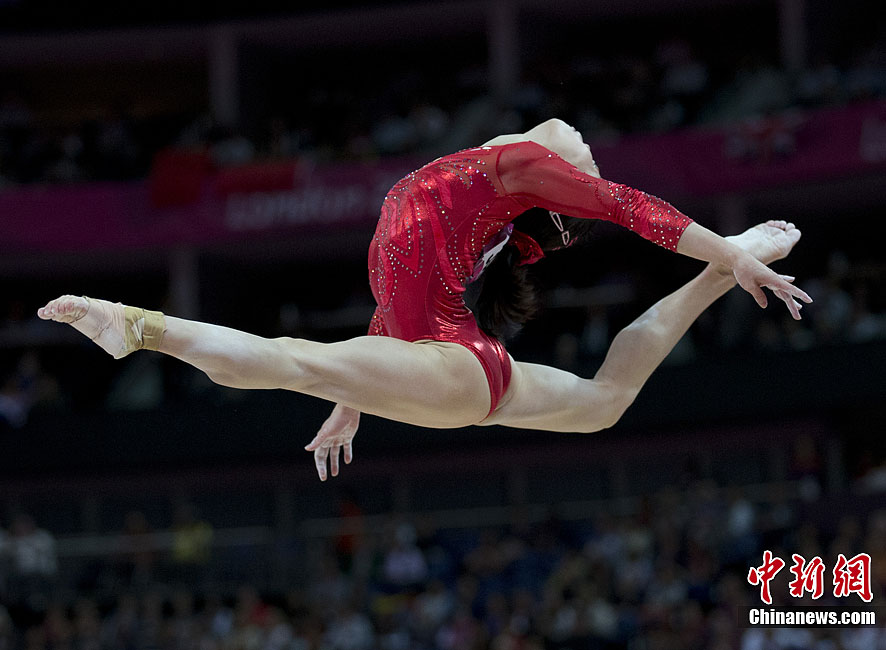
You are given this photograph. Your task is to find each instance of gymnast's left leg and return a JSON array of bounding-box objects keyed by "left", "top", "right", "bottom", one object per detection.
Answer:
[
  {"left": 482, "top": 221, "right": 803, "bottom": 433},
  {"left": 36, "top": 297, "right": 492, "bottom": 428}
]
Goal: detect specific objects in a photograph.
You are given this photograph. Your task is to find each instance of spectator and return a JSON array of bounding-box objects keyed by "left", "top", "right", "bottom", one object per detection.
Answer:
[
  {"left": 324, "top": 602, "right": 374, "bottom": 650},
  {"left": 168, "top": 587, "right": 199, "bottom": 649},
  {"left": 171, "top": 503, "right": 213, "bottom": 587},
  {"left": 208, "top": 125, "right": 255, "bottom": 168},
  {"left": 703, "top": 55, "right": 792, "bottom": 124},
  {"left": 796, "top": 55, "right": 843, "bottom": 107},
  {"left": 100, "top": 593, "right": 140, "bottom": 650},
  {"left": 381, "top": 522, "right": 428, "bottom": 590},
  {"left": 41, "top": 602, "right": 73, "bottom": 649},
  {"left": 115, "top": 510, "right": 156, "bottom": 592},
  {"left": 435, "top": 607, "right": 487, "bottom": 650},
  {"left": 805, "top": 251, "right": 854, "bottom": 343},
  {"left": 334, "top": 489, "right": 365, "bottom": 573},
  {"left": 72, "top": 598, "right": 102, "bottom": 650},
  {"left": 653, "top": 38, "right": 710, "bottom": 130},
  {"left": 6, "top": 514, "right": 57, "bottom": 610},
  {"left": 413, "top": 579, "right": 454, "bottom": 638},
  {"left": 309, "top": 553, "right": 352, "bottom": 616},
  {"left": 138, "top": 590, "right": 166, "bottom": 649},
  {"left": 93, "top": 106, "right": 141, "bottom": 180},
  {"left": 0, "top": 352, "right": 57, "bottom": 431},
  {"left": 203, "top": 592, "right": 235, "bottom": 642},
  {"left": 0, "top": 605, "right": 13, "bottom": 650},
  {"left": 849, "top": 284, "right": 886, "bottom": 342},
  {"left": 0, "top": 378, "right": 28, "bottom": 429},
  {"left": 845, "top": 44, "right": 886, "bottom": 100}
]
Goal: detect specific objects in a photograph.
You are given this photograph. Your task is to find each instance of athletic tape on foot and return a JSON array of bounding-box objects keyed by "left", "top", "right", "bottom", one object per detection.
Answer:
[{"left": 123, "top": 306, "right": 166, "bottom": 352}]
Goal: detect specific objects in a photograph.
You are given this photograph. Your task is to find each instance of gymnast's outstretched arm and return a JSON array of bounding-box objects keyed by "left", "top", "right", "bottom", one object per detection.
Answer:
[{"left": 495, "top": 140, "right": 811, "bottom": 319}]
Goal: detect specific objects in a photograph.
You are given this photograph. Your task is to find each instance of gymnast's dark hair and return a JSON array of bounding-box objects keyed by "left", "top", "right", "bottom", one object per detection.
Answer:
[{"left": 466, "top": 208, "right": 597, "bottom": 341}]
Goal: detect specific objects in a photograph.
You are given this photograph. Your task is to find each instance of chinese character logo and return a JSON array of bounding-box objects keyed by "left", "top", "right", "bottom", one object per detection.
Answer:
[
  {"left": 788, "top": 554, "right": 825, "bottom": 599},
  {"left": 749, "top": 551, "right": 875, "bottom": 603},
  {"left": 833, "top": 553, "right": 873, "bottom": 602},
  {"left": 748, "top": 550, "right": 786, "bottom": 605}
]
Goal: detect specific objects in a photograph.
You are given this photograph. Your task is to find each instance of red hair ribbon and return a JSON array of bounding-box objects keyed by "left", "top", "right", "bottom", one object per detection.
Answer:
[{"left": 510, "top": 230, "right": 546, "bottom": 266}]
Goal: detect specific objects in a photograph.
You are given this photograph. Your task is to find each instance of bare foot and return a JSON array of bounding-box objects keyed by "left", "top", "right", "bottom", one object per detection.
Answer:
[
  {"left": 725, "top": 220, "right": 802, "bottom": 267},
  {"left": 37, "top": 295, "right": 129, "bottom": 358}
]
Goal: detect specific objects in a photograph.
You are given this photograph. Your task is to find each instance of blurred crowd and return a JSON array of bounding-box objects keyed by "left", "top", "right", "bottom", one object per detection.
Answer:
[
  {"left": 750, "top": 251, "right": 886, "bottom": 353},
  {"left": 0, "top": 29, "right": 884, "bottom": 186},
  {"left": 2, "top": 475, "right": 886, "bottom": 650}
]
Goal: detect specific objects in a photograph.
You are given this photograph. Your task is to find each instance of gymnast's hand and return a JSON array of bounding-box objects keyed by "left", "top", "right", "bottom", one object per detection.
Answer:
[
  {"left": 305, "top": 403, "right": 360, "bottom": 480},
  {"left": 732, "top": 251, "right": 812, "bottom": 320}
]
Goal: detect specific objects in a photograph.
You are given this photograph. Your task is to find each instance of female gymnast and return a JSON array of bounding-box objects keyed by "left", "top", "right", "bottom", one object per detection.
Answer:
[{"left": 39, "top": 119, "right": 810, "bottom": 481}]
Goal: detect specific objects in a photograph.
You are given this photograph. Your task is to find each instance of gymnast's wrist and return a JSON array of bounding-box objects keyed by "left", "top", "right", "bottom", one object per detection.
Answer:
[
  {"left": 729, "top": 248, "right": 757, "bottom": 273},
  {"left": 720, "top": 243, "right": 747, "bottom": 270}
]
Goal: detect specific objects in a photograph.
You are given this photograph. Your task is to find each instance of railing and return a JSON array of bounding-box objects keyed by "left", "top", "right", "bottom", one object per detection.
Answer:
[{"left": 53, "top": 479, "right": 805, "bottom": 559}]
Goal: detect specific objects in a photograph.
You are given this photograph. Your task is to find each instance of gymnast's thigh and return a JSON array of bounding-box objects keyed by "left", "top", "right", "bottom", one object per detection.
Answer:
[
  {"left": 296, "top": 336, "right": 492, "bottom": 429},
  {"left": 478, "top": 359, "right": 623, "bottom": 433}
]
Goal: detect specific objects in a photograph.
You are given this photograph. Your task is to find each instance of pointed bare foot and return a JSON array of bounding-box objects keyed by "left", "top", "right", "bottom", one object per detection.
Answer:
[
  {"left": 37, "top": 295, "right": 129, "bottom": 358},
  {"left": 725, "top": 220, "right": 802, "bottom": 267}
]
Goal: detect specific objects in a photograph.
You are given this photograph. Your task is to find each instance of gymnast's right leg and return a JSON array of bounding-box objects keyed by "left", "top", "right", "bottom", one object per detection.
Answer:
[{"left": 37, "top": 297, "right": 492, "bottom": 429}]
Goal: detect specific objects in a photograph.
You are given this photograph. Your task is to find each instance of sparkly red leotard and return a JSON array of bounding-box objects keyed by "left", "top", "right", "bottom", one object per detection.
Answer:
[{"left": 367, "top": 141, "right": 693, "bottom": 416}]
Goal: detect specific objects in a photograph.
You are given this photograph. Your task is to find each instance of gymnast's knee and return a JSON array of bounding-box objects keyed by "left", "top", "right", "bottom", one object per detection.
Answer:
[
  {"left": 272, "top": 337, "right": 322, "bottom": 391},
  {"left": 201, "top": 337, "right": 307, "bottom": 391},
  {"left": 581, "top": 383, "right": 639, "bottom": 433}
]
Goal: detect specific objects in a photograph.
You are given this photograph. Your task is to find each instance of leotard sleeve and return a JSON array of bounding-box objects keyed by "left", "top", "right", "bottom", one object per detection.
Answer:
[{"left": 496, "top": 141, "right": 693, "bottom": 252}]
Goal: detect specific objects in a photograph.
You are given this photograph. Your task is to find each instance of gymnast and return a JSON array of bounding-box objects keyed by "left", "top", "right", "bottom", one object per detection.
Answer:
[{"left": 39, "top": 119, "right": 810, "bottom": 480}]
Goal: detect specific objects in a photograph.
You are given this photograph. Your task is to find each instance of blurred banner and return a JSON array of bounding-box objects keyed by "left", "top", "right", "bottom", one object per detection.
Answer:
[
  {"left": 2, "top": 101, "right": 884, "bottom": 253},
  {"left": 602, "top": 99, "right": 886, "bottom": 196}
]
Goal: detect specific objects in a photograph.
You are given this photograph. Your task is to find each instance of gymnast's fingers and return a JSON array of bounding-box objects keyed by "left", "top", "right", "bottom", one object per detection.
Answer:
[
  {"left": 763, "top": 273, "right": 812, "bottom": 308},
  {"left": 784, "top": 282, "right": 812, "bottom": 304},
  {"left": 344, "top": 441, "right": 353, "bottom": 464},
  {"left": 314, "top": 447, "right": 329, "bottom": 481},
  {"left": 330, "top": 445, "right": 341, "bottom": 477},
  {"left": 775, "top": 288, "right": 802, "bottom": 320},
  {"left": 747, "top": 283, "right": 768, "bottom": 309},
  {"left": 770, "top": 274, "right": 811, "bottom": 304}
]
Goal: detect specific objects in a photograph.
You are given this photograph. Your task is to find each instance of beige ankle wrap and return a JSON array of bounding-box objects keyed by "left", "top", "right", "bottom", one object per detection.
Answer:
[{"left": 123, "top": 305, "right": 166, "bottom": 353}]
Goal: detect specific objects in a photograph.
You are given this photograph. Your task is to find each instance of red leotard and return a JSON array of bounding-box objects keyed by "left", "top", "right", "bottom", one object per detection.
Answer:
[{"left": 367, "top": 141, "right": 693, "bottom": 416}]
